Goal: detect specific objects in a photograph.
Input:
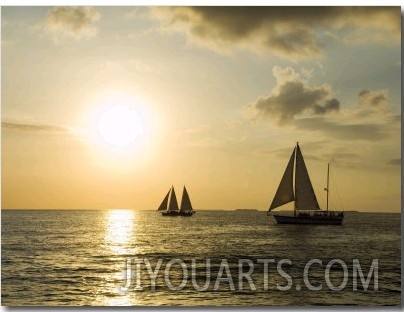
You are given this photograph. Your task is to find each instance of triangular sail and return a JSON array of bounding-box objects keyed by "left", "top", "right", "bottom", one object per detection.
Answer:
[
  {"left": 157, "top": 189, "right": 170, "bottom": 211},
  {"left": 268, "top": 147, "right": 296, "bottom": 212},
  {"left": 180, "top": 186, "right": 193, "bottom": 211},
  {"left": 295, "top": 145, "right": 320, "bottom": 210},
  {"left": 168, "top": 187, "right": 179, "bottom": 211}
]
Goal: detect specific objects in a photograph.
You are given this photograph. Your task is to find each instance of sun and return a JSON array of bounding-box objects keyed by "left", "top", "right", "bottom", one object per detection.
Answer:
[
  {"left": 91, "top": 93, "right": 146, "bottom": 150},
  {"left": 97, "top": 105, "right": 143, "bottom": 148}
]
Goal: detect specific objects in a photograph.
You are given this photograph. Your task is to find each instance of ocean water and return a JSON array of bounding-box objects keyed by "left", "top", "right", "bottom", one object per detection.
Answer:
[{"left": 1, "top": 210, "right": 401, "bottom": 306}]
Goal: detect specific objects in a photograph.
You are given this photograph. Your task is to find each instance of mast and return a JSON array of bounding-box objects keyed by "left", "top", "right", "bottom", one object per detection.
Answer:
[
  {"left": 326, "top": 163, "right": 330, "bottom": 212},
  {"left": 294, "top": 142, "right": 298, "bottom": 217},
  {"left": 295, "top": 143, "right": 321, "bottom": 211}
]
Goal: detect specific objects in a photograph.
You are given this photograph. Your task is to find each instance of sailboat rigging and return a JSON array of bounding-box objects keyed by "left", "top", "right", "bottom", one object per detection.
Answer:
[
  {"left": 267, "top": 143, "right": 344, "bottom": 225},
  {"left": 158, "top": 186, "right": 195, "bottom": 216}
]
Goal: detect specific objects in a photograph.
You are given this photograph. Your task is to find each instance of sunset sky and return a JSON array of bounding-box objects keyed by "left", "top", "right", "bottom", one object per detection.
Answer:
[{"left": 1, "top": 6, "right": 401, "bottom": 211}]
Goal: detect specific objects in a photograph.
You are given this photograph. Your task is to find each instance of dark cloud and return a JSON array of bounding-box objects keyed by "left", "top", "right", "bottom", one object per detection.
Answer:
[
  {"left": 358, "top": 89, "right": 389, "bottom": 111},
  {"left": 153, "top": 7, "right": 400, "bottom": 59},
  {"left": 34, "top": 6, "right": 101, "bottom": 42},
  {"left": 387, "top": 158, "right": 401, "bottom": 166},
  {"left": 252, "top": 67, "right": 339, "bottom": 125},
  {"left": 314, "top": 99, "right": 340, "bottom": 115},
  {"left": 294, "top": 117, "right": 389, "bottom": 141}
]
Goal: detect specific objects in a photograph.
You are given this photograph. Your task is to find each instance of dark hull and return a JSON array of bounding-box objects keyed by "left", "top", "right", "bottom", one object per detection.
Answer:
[
  {"left": 161, "top": 211, "right": 179, "bottom": 216},
  {"left": 273, "top": 214, "right": 344, "bottom": 225},
  {"left": 161, "top": 211, "right": 195, "bottom": 216}
]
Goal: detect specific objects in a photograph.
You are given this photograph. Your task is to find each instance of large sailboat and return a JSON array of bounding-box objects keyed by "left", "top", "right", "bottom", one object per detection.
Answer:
[
  {"left": 157, "top": 186, "right": 195, "bottom": 216},
  {"left": 158, "top": 186, "right": 179, "bottom": 216},
  {"left": 178, "top": 186, "right": 195, "bottom": 216},
  {"left": 267, "top": 143, "right": 344, "bottom": 225}
]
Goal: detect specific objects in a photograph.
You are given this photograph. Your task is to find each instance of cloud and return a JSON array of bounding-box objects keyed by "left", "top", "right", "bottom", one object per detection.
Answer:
[
  {"left": 358, "top": 89, "right": 389, "bottom": 112},
  {"left": 294, "top": 117, "right": 389, "bottom": 141},
  {"left": 252, "top": 66, "right": 339, "bottom": 125},
  {"left": 291, "top": 106, "right": 400, "bottom": 144},
  {"left": 248, "top": 66, "right": 399, "bottom": 144},
  {"left": 2, "top": 121, "right": 72, "bottom": 134},
  {"left": 152, "top": 7, "right": 400, "bottom": 59},
  {"left": 351, "top": 89, "right": 395, "bottom": 121},
  {"left": 123, "top": 8, "right": 139, "bottom": 19},
  {"left": 34, "top": 6, "right": 101, "bottom": 42},
  {"left": 387, "top": 158, "right": 401, "bottom": 166},
  {"left": 313, "top": 98, "right": 340, "bottom": 115}
]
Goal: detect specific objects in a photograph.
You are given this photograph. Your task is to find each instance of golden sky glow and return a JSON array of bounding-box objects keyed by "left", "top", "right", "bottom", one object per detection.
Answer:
[{"left": 1, "top": 6, "right": 401, "bottom": 212}]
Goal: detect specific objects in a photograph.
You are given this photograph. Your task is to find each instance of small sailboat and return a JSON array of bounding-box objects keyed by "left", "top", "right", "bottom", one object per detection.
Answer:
[
  {"left": 158, "top": 186, "right": 195, "bottom": 216},
  {"left": 158, "top": 186, "right": 180, "bottom": 216},
  {"left": 267, "top": 143, "right": 344, "bottom": 225},
  {"left": 178, "top": 186, "right": 195, "bottom": 216}
]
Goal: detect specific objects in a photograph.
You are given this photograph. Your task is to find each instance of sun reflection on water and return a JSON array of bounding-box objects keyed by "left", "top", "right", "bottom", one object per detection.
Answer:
[
  {"left": 103, "top": 209, "right": 138, "bottom": 305},
  {"left": 105, "top": 209, "right": 137, "bottom": 255}
]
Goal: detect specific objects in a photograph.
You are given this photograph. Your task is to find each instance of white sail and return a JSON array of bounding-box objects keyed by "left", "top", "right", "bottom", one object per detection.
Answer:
[
  {"left": 157, "top": 189, "right": 171, "bottom": 211},
  {"left": 168, "top": 187, "right": 179, "bottom": 211},
  {"left": 268, "top": 147, "right": 296, "bottom": 212},
  {"left": 180, "top": 186, "right": 193, "bottom": 211},
  {"left": 295, "top": 144, "right": 320, "bottom": 210}
]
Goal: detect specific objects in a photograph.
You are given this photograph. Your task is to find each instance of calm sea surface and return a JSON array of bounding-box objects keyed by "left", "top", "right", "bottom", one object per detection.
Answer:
[{"left": 1, "top": 210, "right": 401, "bottom": 306}]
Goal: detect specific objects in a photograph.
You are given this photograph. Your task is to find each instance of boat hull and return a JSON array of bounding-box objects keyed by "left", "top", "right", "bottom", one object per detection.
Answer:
[
  {"left": 161, "top": 211, "right": 195, "bottom": 216},
  {"left": 161, "top": 211, "right": 179, "bottom": 216},
  {"left": 273, "top": 214, "right": 344, "bottom": 225}
]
